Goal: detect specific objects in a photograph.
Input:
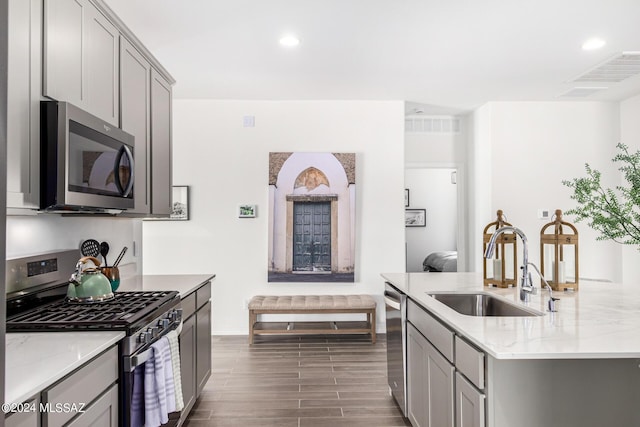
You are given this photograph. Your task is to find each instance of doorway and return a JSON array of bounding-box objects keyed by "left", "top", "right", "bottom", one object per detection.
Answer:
[
  {"left": 293, "top": 201, "right": 331, "bottom": 272},
  {"left": 404, "top": 166, "right": 465, "bottom": 272}
]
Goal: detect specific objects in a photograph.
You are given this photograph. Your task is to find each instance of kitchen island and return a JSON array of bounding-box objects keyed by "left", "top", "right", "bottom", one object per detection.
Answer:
[{"left": 383, "top": 272, "right": 640, "bottom": 427}]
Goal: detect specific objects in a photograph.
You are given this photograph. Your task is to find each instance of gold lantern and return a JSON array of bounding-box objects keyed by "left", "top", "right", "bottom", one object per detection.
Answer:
[
  {"left": 483, "top": 210, "right": 518, "bottom": 288},
  {"left": 540, "top": 209, "right": 579, "bottom": 291}
]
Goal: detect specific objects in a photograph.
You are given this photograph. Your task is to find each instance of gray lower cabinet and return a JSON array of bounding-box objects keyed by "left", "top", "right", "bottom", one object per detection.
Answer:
[
  {"left": 455, "top": 373, "right": 485, "bottom": 427},
  {"left": 407, "top": 323, "right": 454, "bottom": 427},
  {"left": 196, "top": 301, "right": 212, "bottom": 394},
  {"left": 179, "top": 281, "right": 212, "bottom": 423},
  {"left": 42, "top": 346, "right": 118, "bottom": 427},
  {"left": 65, "top": 384, "right": 118, "bottom": 427},
  {"left": 4, "top": 346, "right": 118, "bottom": 427},
  {"left": 6, "top": 0, "right": 41, "bottom": 210},
  {"left": 180, "top": 313, "right": 197, "bottom": 415},
  {"left": 406, "top": 298, "right": 485, "bottom": 427},
  {"left": 4, "top": 396, "right": 40, "bottom": 427},
  {"left": 43, "top": 0, "right": 119, "bottom": 125}
]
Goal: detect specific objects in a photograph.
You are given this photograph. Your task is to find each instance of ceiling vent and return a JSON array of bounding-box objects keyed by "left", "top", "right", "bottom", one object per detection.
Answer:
[
  {"left": 572, "top": 52, "right": 640, "bottom": 83},
  {"left": 559, "top": 87, "right": 609, "bottom": 98},
  {"left": 405, "top": 116, "right": 461, "bottom": 134}
]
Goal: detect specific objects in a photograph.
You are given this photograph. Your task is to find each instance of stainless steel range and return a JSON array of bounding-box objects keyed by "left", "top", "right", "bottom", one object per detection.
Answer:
[{"left": 5, "top": 250, "right": 183, "bottom": 427}]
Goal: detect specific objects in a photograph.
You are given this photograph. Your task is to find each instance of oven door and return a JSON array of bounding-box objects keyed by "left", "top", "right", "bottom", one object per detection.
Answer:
[{"left": 122, "top": 328, "right": 182, "bottom": 427}]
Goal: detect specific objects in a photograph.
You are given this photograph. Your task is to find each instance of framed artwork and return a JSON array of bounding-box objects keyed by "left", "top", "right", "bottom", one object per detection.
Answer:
[
  {"left": 239, "top": 204, "right": 257, "bottom": 218},
  {"left": 405, "top": 209, "right": 426, "bottom": 227},
  {"left": 405, "top": 189, "right": 410, "bottom": 207},
  {"left": 170, "top": 186, "right": 189, "bottom": 220},
  {"left": 268, "top": 152, "right": 356, "bottom": 282}
]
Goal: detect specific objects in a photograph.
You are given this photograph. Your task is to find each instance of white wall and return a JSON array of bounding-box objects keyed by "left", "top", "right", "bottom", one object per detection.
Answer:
[
  {"left": 405, "top": 121, "right": 467, "bottom": 164},
  {"left": 620, "top": 93, "right": 640, "bottom": 284},
  {"left": 6, "top": 215, "right": 141, "bottom": 270},
  {"left": 142, "top": 100, "right": 406, "bottom": 334},
  {"left": 470, "top": 101, "right": 622, "bottom": 282},
  {"left": 404, "top": 168, "right": 457, "bottom": 272}
]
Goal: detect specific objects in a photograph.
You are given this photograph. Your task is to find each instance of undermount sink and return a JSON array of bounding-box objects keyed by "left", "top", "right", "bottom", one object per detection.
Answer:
[{"left": 427, "top": 292, "right": 543, "bottom": 317}]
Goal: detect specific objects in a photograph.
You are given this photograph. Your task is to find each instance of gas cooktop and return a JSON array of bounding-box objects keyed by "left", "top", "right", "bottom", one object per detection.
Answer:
[{"left": 6, "top": 291, "right": 179, "bottom": 332}]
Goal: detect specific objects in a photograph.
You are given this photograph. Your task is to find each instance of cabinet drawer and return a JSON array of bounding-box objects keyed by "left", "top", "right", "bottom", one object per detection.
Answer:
[
  {"left": 407, "top": 299, "right": 454, "bottom": 362},
  {"left": 182, "top": 291, "right": 197, "bottom": 320},
  {"left": 455, "top": 336, "right": 485, "bottom": 390},
  {"left": 196, "top": 281, "right": 211, "bottom": 309},
  {"left": 43, "top": 346, "right": 118, "bottom": 427}
]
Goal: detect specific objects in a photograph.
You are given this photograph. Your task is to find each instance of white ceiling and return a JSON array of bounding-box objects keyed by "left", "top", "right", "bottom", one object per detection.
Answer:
[{"left": 105, "top": 0, "right": 640, "bottom": 113}]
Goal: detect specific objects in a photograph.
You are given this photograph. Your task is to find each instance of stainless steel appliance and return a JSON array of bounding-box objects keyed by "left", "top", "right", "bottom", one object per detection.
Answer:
[
  {"left": 40, "top": 101, "right": 135, "bottom": 212},
  {"left": 385, "top": 282, "right": 407, "bottom": 416},
  {"left": 6, "top": 250, "right": 182, "bottom": 427}
]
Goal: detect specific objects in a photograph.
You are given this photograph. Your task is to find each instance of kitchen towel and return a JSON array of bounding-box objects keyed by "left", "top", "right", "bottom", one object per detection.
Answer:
[
  {"left": 130, "top": 364, "right": 145, "bottom": 427},
  {"left": 144, "top": 338, "right": 172, "bottom": 427},
  {"left": 166, "top": 329, "right": 185, "bottom": 411},
  {"left": 161, "top": 336, "right": 177, "bottom": 414}
]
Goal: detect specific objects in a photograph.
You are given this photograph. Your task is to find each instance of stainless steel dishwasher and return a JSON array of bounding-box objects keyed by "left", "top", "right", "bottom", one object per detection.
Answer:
[{"left": 385, "top": 282, "right": 407, "bottom": 416}]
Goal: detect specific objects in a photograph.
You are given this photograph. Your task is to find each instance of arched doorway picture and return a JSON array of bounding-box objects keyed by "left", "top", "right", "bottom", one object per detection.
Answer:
[{"left": 268, "top": 152, "right": 356, "bottom": 282}]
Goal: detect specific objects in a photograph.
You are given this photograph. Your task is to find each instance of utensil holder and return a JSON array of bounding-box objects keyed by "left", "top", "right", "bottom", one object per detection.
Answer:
[{"left": 101, "top": 266, "right": 120, "bottom": 292}]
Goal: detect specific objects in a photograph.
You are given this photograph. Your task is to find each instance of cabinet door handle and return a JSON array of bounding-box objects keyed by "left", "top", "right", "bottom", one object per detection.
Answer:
[{"left": 384, "top": 296, "right": 401, "bottom": 310}]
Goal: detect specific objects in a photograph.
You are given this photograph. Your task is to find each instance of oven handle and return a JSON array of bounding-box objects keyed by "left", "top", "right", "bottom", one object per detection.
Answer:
[{"left": 124, "top": 321, "right": 182, "bottom": 372}]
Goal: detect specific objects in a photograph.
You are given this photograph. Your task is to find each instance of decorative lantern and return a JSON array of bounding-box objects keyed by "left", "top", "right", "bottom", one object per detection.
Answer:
[
  {"left": 483, "top": 210, "right": 518, "bottom": 288},
  {"left": 540, "top": 209, "right": 579, "bottom": 291}
]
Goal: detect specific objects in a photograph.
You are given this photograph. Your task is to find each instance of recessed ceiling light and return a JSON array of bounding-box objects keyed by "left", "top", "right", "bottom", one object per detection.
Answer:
[
  {"left": 279, "top": 35, "right": 300, "bottom": 47},
  {"left": 582, "top": 38, "right": 606, "bottom": 51}
]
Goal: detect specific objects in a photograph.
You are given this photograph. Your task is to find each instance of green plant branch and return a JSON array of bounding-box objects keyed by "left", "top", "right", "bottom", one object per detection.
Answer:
[{"left": 563, "top": 143, "right": 640, "bottom": 248}]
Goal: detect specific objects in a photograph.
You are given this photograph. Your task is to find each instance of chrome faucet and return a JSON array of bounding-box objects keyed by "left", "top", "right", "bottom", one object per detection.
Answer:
[
  {"left": 484, "top": 226, "right": 536, "bottom": 302},
  {"left": 527, "top": 262, "right": 558, "bottom": 312},
  {"left": 484, "top": 226, "right": 558, "bottom": 311}
]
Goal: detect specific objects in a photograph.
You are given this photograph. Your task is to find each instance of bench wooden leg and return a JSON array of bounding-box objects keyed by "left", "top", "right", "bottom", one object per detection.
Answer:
[
  {"left": 370, "top": 309, "right": 376, "bottom": 344},
  {"left": 249, "top": 310, "right": 256, "bottom": 345}
]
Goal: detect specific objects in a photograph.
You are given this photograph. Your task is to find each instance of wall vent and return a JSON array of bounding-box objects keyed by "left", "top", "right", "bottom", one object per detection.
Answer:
[
  {"left": 572, "top": 52, "right": 640, "bottom": 83},
  {"left": 559, "top": 87, "right": 609, "bottom": 98},
  {"left": 405, "top": 116, "right": 461, "bottom": 133}
]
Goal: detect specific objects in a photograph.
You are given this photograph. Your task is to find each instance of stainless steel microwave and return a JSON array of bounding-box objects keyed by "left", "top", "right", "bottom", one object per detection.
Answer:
[{"left": 40, "top": 101, "right": 135, "bottom": 212}]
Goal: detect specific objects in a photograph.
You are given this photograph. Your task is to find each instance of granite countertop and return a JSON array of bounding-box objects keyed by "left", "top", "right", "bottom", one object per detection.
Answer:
[
  {"left": 5, "top": 332, "right": 124, "bottom": 406},
  {"left": 382, "top": 272, "right": 640, "bottom": 360},
  {"left": 117, "top": 274, "right": 215, "bottom": 297}
]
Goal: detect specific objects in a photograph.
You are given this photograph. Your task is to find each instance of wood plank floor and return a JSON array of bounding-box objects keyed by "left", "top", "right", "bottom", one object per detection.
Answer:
[{"left": 183, "top": 334, "right": 410, "bottom": 427}]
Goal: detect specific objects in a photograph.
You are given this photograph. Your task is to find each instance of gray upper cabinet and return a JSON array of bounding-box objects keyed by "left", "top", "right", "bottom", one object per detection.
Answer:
[
  {"left": 6, "top": 0, "right": 41, "bottom": 209},
  {"left": 8, "top": 0, "right": 174, "bottom": 213},
  {"left": 44, "top": 0, "right": 119, "bottom": 125},
  {"left": 150, "top": 69, "right": 173, "bottom": 216},
  {"left": 120, "top": 36, "right": 151, "bottom": 214}
]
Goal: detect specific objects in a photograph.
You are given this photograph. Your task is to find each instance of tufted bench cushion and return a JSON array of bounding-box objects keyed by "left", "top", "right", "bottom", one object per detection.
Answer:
[
  {"left": 248, "top": 294, "right": 377, "bottom": 344},
  {"left": 249, "top": 295, "right": 376, "bottom": 310}
]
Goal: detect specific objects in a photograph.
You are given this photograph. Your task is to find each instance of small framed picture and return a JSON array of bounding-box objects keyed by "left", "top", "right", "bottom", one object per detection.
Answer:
[
  {"left": 404, "top": 189, "right": 410, "bottom": 207},
  {"left": 405, "top": 209, "right": 426, "bottom": 227},
  {"left": 239, "top": 204, "right": 257, "bottom": 218},
  {"left": 170, "top": 186, "right": 189, "bottom": 220}
]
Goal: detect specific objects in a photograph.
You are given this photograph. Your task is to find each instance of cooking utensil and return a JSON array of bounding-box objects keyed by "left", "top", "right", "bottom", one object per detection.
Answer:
[
  {"left": 80, "top": 239, "right": 100, "bottom": 257},
  {"left": 113, "top": 247, "right": 128, "bottom": 267},
  {"left": 67, "top": 256, "right": 114, "bottom": 302},
  {"left": 100, "top": 241, "right": 110, "bottom": 266}
]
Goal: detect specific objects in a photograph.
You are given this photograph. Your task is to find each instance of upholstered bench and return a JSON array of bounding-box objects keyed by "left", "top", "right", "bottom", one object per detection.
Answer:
[{"left": 248, "top": 295, "right": 377, "bottom": 344}]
